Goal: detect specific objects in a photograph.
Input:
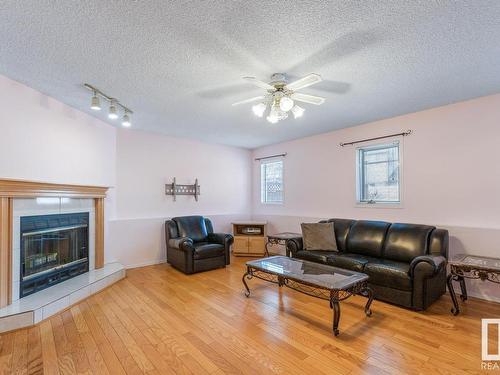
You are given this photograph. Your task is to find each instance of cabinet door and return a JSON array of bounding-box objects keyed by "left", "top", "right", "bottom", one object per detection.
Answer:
[
  {"left": 248, "top": 237, "right": 265, "bottom": 255},
  {"left": 233, "top": 236, "right": 249, "bottom": 253}
]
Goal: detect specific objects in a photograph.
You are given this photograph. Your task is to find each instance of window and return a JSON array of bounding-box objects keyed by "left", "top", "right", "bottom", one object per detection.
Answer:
[
  {"left": 356, "top": 142, "right": 400, "bottom": 204},
  {"left": 260, "top": 159, "right": 284, "bottom": 204}
]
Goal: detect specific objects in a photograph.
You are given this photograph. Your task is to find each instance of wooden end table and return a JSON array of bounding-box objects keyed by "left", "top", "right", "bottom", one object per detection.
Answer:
[{"left": 448, "top": 254, "right": 500, "bottom": 315}]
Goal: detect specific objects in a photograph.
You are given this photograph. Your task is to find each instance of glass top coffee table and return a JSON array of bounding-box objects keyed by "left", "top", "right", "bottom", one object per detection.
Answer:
[{"left": 242, "top": 256, "right": 373, "bottom": 336}]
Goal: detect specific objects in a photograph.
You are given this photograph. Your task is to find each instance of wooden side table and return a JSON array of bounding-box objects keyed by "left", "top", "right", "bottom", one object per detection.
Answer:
[
  {"left": 448, "top": 254, "right": 500, "bottom": 315},
  {"left": 232, "top": 222, "right": 267, "bottom": 257},
  {"left": 265, "top": 232, "right": 302, "bottom": 257}
]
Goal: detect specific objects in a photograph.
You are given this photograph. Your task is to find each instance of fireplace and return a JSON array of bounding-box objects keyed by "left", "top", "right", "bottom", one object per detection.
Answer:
[{"left": 20, "top": 212, "right": 89, "bottom": 298}]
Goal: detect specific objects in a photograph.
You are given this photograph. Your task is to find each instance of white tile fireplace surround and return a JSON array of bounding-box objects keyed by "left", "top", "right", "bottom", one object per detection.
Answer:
[
  {"left": 0, "top": 197, "right": 125, "bottom": 333},
  {"left": 11, "top": 197, "right": 96, "bottom": 302}
]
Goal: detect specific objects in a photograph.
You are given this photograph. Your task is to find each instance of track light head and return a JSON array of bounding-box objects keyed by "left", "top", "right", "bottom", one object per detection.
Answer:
[
  {"left": 108, "top": 101, "right": 118, "bottom": 120},
  {"left": 90, "top": 91, "right": 101, "bottom": 111},
  {"left": 121, "top": 112, "right": 131, "bottom": 127}
]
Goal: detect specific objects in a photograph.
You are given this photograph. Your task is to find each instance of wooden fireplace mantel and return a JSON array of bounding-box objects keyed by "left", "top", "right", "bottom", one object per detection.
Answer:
[{"left": 0, "top": 178, "right": 109, "bottom": 308}]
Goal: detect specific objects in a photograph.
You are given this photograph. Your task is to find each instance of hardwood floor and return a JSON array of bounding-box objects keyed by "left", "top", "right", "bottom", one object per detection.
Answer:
[{"left": 1, "top": 256, "right": 498, "bottom": 374}]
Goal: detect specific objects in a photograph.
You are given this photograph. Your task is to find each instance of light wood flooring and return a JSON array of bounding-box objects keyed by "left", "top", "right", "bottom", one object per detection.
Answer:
[{"left": 0, "top": 256, "right": 499, "bottom": 374}]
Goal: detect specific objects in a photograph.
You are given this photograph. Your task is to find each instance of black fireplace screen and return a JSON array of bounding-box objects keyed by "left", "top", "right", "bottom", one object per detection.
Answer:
[{"left": 20, "top": 212, "right": 89, "bottom": 297}]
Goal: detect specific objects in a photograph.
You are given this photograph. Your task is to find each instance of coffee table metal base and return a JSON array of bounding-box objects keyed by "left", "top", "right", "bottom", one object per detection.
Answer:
[{"left": 242, "top": 266, "right": 373, "bottom": 336}]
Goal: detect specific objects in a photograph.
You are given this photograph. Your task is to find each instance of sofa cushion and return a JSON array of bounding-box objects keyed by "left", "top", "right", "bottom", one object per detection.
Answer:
[
  {"left": 364, "top": 260, "right": 412, "bottom": 291},
  {"left": 174, "top": 216, "right": 208, "bottom": 242},
  {"left": 346, "top": 220, "right": 390, "bottom": 258},
  {"left": 322, "top": 219, "right": 355, "bottom": 251},
  {"left": 301, "top": 222, "right": 337, "bottom": 251},
  {"left": 295, "top": 250, "right": 337, "bottom": 264},
  {"left": 326, "top": 253, "right": 376, "bottom": 272},
  {"left": 193, "top": 242, "right": 225, "bottom": 260},
  {"left": 384, "top": 223, "right": 435, "bottom": 263}
]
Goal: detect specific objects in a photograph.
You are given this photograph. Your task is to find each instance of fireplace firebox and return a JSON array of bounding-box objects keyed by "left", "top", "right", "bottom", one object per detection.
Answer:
[{"left": 20, "top": 212, "right": 89, "bottom": 298}]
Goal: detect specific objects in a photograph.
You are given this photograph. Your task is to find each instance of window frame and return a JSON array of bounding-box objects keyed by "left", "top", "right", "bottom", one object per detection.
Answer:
[
  {"left": 260, "top": 157, "right": 284, "bottom": 205},
  {"left": 355, "top": 140, "right": 403, "bottom": 208}
]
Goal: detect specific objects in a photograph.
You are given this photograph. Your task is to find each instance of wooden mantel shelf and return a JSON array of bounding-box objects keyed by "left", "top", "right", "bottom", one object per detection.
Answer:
[
  {"left": 0, "top": 178, "right": 108, "bottom": 198},
  {"left": 0, "top": 178, "right": 109, "bottom": 308}
]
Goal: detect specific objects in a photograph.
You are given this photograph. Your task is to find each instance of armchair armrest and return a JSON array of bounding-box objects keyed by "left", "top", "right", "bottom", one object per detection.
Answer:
[
  {"left": 168, "top": 237, "right": 194, "bottom": 251},
  {"left": 286, "top": 237, "right": 303, "bottom": 258},
  {"left": 207, "top": 232, "right": 233, "bottom": 266},
  {"left": 410, "top": 255, "right": 447, "bottom": 278},
  {"left": 208, "top": 233, "right": 234, "bottom": 246}
]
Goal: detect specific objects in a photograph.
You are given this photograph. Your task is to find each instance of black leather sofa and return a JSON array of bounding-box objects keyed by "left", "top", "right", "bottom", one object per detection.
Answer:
[
  {"left": 165, "top": 216, "right": 234, "bottom": 274},
  {"left": 286, "top": 219, "right": 449, "bottom": 310}
]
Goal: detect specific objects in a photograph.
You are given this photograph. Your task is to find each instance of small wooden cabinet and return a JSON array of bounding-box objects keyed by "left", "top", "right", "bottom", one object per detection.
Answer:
[{"left": 232, "top": 222, "right": 267, "bottom": 257}]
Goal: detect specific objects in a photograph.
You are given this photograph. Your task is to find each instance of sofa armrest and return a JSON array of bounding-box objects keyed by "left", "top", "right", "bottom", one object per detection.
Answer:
[
  {"left": 286, "top": 238, "right": 304, "bottom": 257},
  {"left": 410, "top": 255, "right": 447, "bottom": 278},
  {"left": 207, "top": 233, "right": 234, "bottom": 246}
]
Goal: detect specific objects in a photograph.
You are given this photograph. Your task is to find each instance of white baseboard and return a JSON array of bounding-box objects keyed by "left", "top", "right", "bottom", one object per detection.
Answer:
[{"left": 125, "top": 259, "right": 167, "bottom": 269}]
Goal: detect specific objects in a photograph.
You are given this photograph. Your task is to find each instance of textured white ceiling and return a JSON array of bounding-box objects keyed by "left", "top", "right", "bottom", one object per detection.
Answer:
[{"left": 1, "top": 1, "right": 499, "bottom": 148}]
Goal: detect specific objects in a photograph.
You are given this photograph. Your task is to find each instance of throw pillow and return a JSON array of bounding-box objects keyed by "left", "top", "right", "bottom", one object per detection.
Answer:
[{"left": 301, "top": 222, "right": 337, "bottom": 251}]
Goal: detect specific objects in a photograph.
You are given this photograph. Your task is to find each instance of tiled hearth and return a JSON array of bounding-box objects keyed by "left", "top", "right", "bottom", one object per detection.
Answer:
[{"left": 0, "top": 262, "right": 125, "bottom": 332}]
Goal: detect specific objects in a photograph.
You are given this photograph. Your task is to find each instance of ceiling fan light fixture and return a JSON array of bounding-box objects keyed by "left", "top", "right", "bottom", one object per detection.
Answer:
[
  {"left": 291, "top": 105, "right": 305, "bottom": 119},
  {"left": 267, "top": 104, "right": 279, "bottom": 123},
  {"left": 279, "top": 96, "right": 294, "bottom": 112},
  {"left": 252, "top": 102, "right": 267, "bottom": 117},
  {"left": 234, "top": 73, "right": 324, "bottom": 123},
  {"left": 266, "top": 115, "right": 279, "bottom": 124}
]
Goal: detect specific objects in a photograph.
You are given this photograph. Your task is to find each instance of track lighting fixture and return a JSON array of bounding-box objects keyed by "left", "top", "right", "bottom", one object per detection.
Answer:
[
  {"left": 108, "top": 100, "right": 118, "bottom": 120},
  {"left": 90, "top": 91, "right": 101, "bottom": 111},
  {"left": 84, "top": 84, "right": 133, "bottom": 127},
  {"left": 121, "top": 111, "right": 131, "bottom": 127}
]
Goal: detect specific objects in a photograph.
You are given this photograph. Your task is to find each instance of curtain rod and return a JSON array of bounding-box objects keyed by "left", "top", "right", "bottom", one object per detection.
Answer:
[
  {"left": 254, "top": 153, "right": 287, "bottom": 161},
  {"left": 339, "top": 130, "right": 412, "bottom": 147}
]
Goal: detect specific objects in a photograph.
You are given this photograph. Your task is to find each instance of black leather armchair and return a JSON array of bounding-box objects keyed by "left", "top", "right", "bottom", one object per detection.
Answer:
[
  {"left": 287, "top": 219, "right": 449, "bottom": 310},
  {"left": 165, "top": 216, "right": 233, "bottom": 274}
]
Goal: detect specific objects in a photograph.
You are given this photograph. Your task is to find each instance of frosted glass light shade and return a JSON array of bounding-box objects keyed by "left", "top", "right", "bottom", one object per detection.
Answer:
[
  {"left": 266, "top": 115, "right": 279, "bottom": 124},
  {"left": 279, "top": 96, "right": 294, "bottom": 112},
  {"left": 291, "top": 105, "right": 305, "bottom": 118},
  {"left": 252, "top": 102, "right": 267, "bottom": 117}
]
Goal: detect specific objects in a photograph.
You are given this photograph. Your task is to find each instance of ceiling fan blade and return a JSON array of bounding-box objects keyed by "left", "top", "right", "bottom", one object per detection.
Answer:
[
  {"left": 286, "top": 73, "right": 322, "bottom": 91},
  {"left": 242, "top": 77, "right": 274, "bottom": 90},
  {"left": 231, "top": 96, "right": 265, "bottom": 106},
  {"left": 291, "top": 93, "right": 325, "bottom": 105}
]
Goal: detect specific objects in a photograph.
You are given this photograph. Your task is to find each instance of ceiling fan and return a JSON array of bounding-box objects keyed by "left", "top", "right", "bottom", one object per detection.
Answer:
[{"left": 232, "top": 73, "right": 325, "bottom": 124}]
